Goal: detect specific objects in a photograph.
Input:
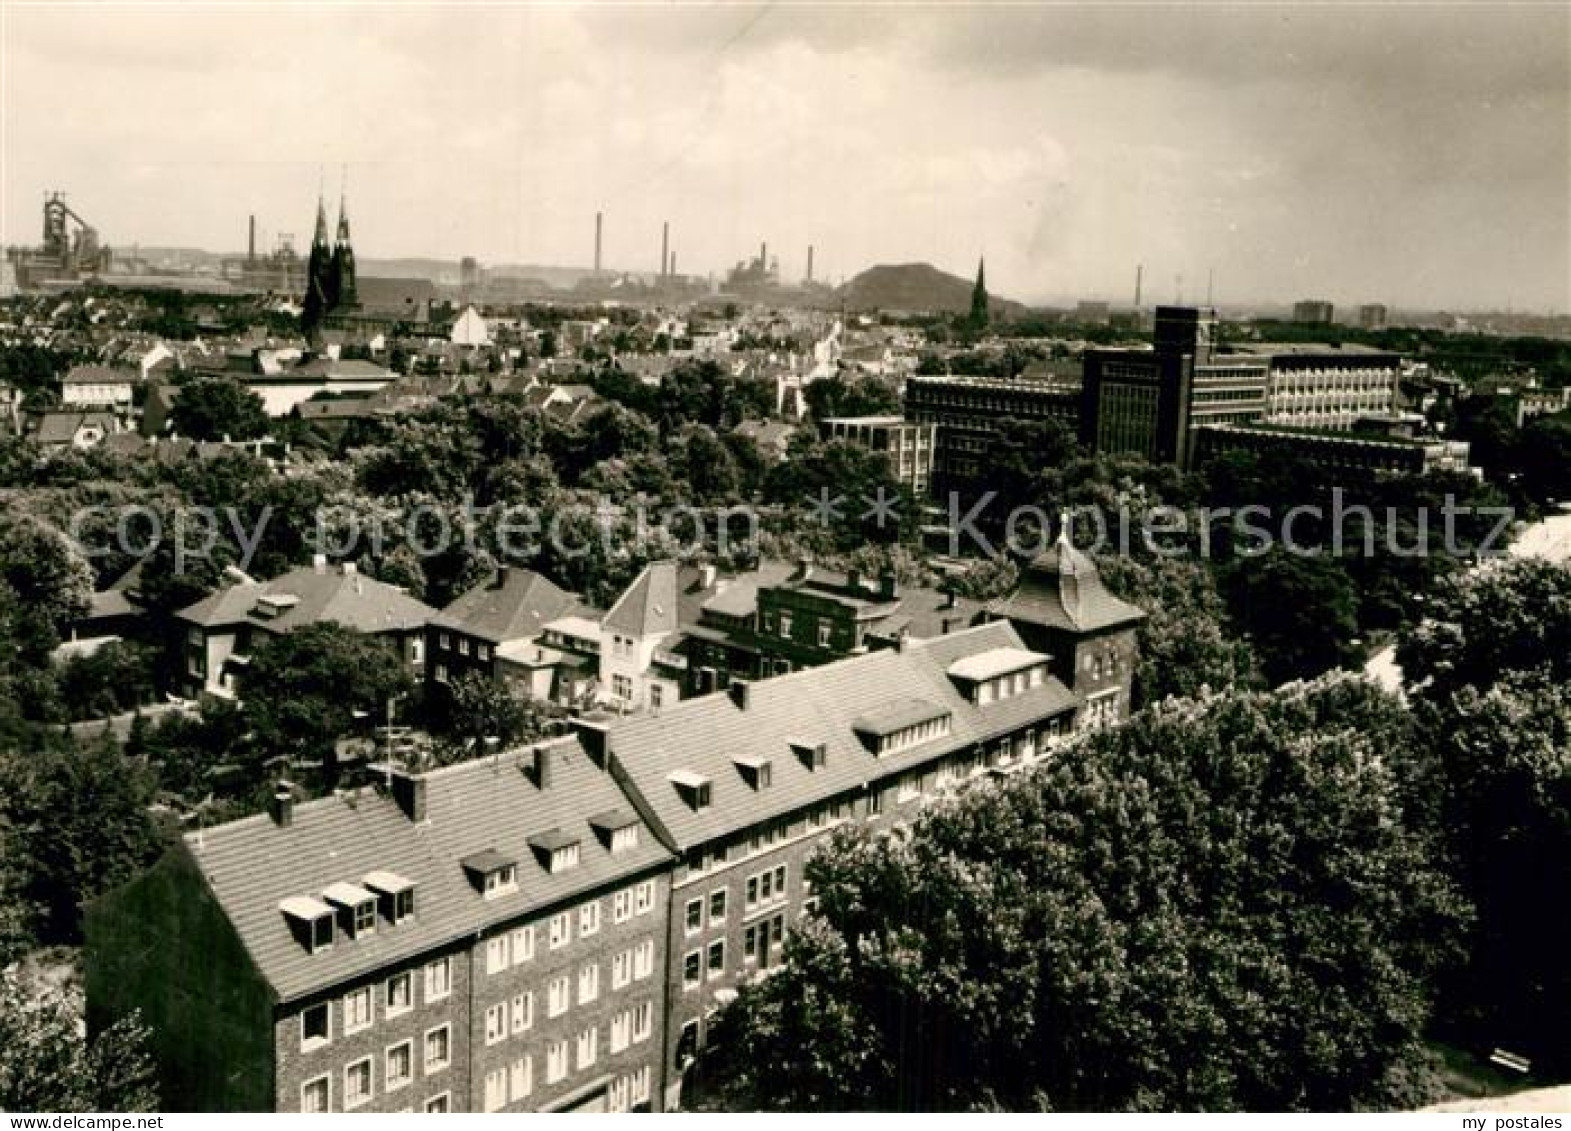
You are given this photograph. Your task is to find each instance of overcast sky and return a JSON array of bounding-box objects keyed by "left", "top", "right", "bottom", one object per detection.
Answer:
[{"left": 2, "top": 2, "right": 1566, "bottom": 311}]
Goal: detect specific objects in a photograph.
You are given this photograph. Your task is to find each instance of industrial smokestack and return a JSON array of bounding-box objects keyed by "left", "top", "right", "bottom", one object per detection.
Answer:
[
  {"left": 248, "top": 215, "right": 256, "bottom": 264},
  {"left": 806, "top": 245, "right": 814, "bottom": 285},
  {"left": 1134, "top": 263, "right": 1144, "bottom": 309},
  {"left": 669, "top": 251, "right": 676, "bottom": 278},
  {"left": 594, "top": 212, "right": 603, "bottom": 274},
  {"left": 760, "top": 242, "right": 767, "bottom": 271},
  {"left": 661, "top": 222, "right": 669, "bottom": 279}
]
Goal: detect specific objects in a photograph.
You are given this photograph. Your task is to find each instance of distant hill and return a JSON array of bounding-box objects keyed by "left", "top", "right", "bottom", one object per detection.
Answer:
[{"left": 836, "top": 262, "right": 1023, "bottom": 316}]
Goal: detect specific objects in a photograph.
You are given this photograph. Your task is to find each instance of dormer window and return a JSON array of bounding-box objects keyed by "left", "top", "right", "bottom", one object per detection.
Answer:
[
  {"left": 363, "top": 871, "right": 416, "bottom": 925},
  {"left": 589, "top": 809, "right": 640, "bottom": 855},
  {"left": 528, "top": 829, "right": 583, "bottom": 874},
  {"left": 461, "top": 850, "right": 520, "bottom": 898},
  {"left": 734, "top": 755, "right": 772, "bottom": 790},
  {"left": 321, "top": 883, "right": 379, "bottom": 940},
  {"left": 791, "top": 740, "right": 828, "bottom": 770},
  {"left": 669, "top": 770, "right": 712, "bottom": 811},
  {"left": 281, "top": 896, "right": 337, "bottom": 954},
  {"left": 852, "top": 700, "right": 952, "bottom": 757}
]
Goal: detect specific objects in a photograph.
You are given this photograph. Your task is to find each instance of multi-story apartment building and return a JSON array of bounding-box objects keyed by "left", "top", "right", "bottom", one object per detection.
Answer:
[
  {"left": 818, "top": 414, "right": 937, "bottom": 494},
  {"left": 86, "top": 738, "right": 674, "bottom": 1112},
  {"left": 1192, "top": 422, "right": 1474, "bottom": 483},
  {"left": 904, "top": 371, "right": 1081, "bottom": 495},
  {"left": 175, "top": 558, "right": 434, "bottom": 698},
  {"left": 592, "top": 619, "right": 1082, "bottom": 1109},
  {"left": 1252, "top": 346, "right": 1401, "bottom": 431}
]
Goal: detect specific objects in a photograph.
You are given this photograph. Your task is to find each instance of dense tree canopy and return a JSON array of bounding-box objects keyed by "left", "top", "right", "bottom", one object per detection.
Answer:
[
  {"left": 167, "top": 376, "right": 270, "bottom": 442},
  {"left": 700, "top": 675, "right": 1462, "bottom": 1111}
]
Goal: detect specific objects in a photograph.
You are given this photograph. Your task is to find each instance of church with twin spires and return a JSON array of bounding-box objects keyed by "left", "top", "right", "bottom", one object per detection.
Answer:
[{"left": 301, "top": 193, "right": 358, "bottom": 337}]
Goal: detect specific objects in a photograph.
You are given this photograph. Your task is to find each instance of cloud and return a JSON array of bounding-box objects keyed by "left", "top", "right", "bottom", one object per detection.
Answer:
[{"left": 1, "top": 3, "right": 1564, "bottom": 311}]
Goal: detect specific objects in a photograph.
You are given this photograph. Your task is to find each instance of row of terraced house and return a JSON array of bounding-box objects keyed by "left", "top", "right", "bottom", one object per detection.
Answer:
[{"left": 85, "top": 540, "right": 1144, "bottom": 1112}]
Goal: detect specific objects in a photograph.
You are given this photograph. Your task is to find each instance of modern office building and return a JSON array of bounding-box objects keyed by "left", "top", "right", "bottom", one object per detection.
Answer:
[
  {"left": 819, "top": 415, "right": 937, "bottom": 494},
  {"left": 904, "top": 371, "right": 1081, "bottom": 493}
]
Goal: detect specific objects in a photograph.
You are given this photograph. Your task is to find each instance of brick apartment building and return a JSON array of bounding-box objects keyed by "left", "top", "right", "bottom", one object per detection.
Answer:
[
  {"left": 85, "top": 613, "right": 1106, "bottom": 1111},
  {"left": 86, "top": 740, "right": 673, "bottom": 1113}
]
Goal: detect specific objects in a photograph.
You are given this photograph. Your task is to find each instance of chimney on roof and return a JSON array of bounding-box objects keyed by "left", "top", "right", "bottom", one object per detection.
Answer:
[
  {"left": 697, "top": 562, "right": 718, "bottom": 589},
  {"left": 729, "top": 679, "right": 752, "bottom": 711},
  {"left": 268, "top": 781, "right": 295, "bottom": 827},
  {"left": 390, "top": 766, "right": 427, "bottom": 823},
  {"left": 491, "top": 566, "right": 509, "bottom": 590},
  {"left": 793, "top": 555, "right": 812, "bottom": 583},
  {"left": 571, "top": 716, "right": 612, "bottom": 769},
  {"left": 530, "top": 745, "right": 554, "bottom": 789},
  {"left": 341, "top": 561, "right": 356, "bottom": 576}
]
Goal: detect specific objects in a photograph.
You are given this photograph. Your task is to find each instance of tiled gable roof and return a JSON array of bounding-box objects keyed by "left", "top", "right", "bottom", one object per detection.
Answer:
[
  {"left": 176, "top": 564, "right": 434, "bottom": 635},
  {"left": 186, "top": 739, "right": 671, "bottom": 1003},
  {"left": 431, "top": 567, "right": 585, "bottom": 643},
  {"left": 604, "top": 621, "right": 1076, "bottom": 850},
  {"left": 603, "top": 560, "right": 679, "bottom": 638}
]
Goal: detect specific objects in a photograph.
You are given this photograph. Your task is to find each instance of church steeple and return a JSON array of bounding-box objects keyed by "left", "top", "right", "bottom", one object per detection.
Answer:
[
  {"left": 331, "top": 191, "right": 357, "bottom": 311},
  {"left": 302, "top": 193, "right": 335, "bottom": 339}
]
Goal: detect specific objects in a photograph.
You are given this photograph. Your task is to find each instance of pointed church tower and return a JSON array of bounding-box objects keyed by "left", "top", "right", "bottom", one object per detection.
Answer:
[
  {"left": 302, "top": 195, "right": 335, "bottom": 338},
  {"left": 331, "top": 193, "right": 358, "bottom": 311},
  {"left": 969, "top": 257, "right": 989, "bottom": 332}
]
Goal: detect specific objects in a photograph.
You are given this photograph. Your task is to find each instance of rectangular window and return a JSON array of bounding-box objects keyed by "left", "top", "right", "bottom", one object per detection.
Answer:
[
  {"left": 634, "top": 880, "right": 655, "bottom": 915},
  {"left": 632, "top": 1066, "right": 651, "bottom": 1105},
  {"left": 549, "top": 911, "right": 571, "bottom": 949},
  {"left": 424, "top": 1025, "right": 450, "bottom": 1073},
  {"left": 633, "top": 1000, "right": 653, "bottom": 1043},
  {"left": 483, "top": 864, "right": 517, "bottom": 897},
  {"left": 301, "top": 1002, "right": 330, "bottom": 1050},
  {"left": 486, "top": 936, "right": 509, "bottom": 975},
  {"left": 683, "top": 950, "right": 701, "bottom": 989},
  {"left": 434, "top": 663, "right": 448, "bottom": 683},
  {"left": 634, "top": 938, "right": 654, "bottom": 980},
  {"left": 707, "top": 939, "right": 726, "bottom": 979},
  {"left": 684, "top": 897, "right": 702, "bottom": 935},
  {"left": 509, "top": 1056, "right": 532, "bottom": 1103},
  {"left": 709, "top": 888, "right": 727, "bottom": 923},
  {"left": 485, "top": 1003, "right": 507, "bottom": 1046},
  {"left": 458, "top": 638, "right": 470, "bottom": 656},
  {"left": 613, "top": 674, "right": 633, "bottom": 701},
  {"left": 578, "top": 962, "right": 600, "bottom": 1005},
  {"left": 744, "top": 924, "right": 758, "bottom": 963},
  {"left": 385, "top": 972, "right": 412, "bottom": 1019},
  {"left": 611, "top": 825, "right": 639, "bottom": 854},
  {"left": 610, "top": 1009, "right": 631, "bottom": 1054},
  {"left": 385, "top": 1041, "right": 412, "bottom": 1091},
  {"left": 546, "top": 1039, "right": 569, "bottom": 1084},
  {"left": 577, "top": 1026, "right": 598, "bottom": 1071},
  {"left": 612, "top": 888, "right": 633, "bottom": 923},
  {"left": 424, "top": 1093, "right": 449, "bottom": 1114},
  {"left": 548, "top": 974, "right": 570, "bottom": 1018},
  {"left": 343, "top": 986, "right": 373, "bottom": 1035},
  {"left": 425, "top": 957, "right": 451, "bottom": 1002},
  {"left": 612, "top": 948, "right": 632, "bottom": 989},
  {"left": 510, "top": 925, "right": 534, "bottom": 965},
  {"left": 344, "top": 1057, "right": 372, "bottom": 1110},
  {"left": 511, "top": 991, "right": 533, "bottom": 1035},
  {"left": 483, "top": 1067, "right": 507, "bottom": 1113},
  {"left": 439, "top": 632, "right": 450, "bottom": 650},
  {"left": 300, "top": 1074, "right": 330, "bottom": 1113},
  {"left": 579, "top": 900, "right": 601, "bottom": 936},
  {"left": 817, "top": 620, "right": 832, "bottom": 647},
  {"left": 354, "top": 900, "right": 377, "bottom": 937},
  {"left": 478, "top": 643, "right": 491, "bottom": 662}
]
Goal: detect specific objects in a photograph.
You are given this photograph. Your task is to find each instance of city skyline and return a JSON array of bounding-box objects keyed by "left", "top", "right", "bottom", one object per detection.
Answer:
[{"left": 2, "top": 2, "right": 1567, "bottom": 312}]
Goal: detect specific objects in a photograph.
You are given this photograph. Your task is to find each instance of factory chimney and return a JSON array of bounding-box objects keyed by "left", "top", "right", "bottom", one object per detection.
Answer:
[
  {"left": 669, "top": 250, "right": 676, "bottom": 278},
  {"left": 594, "top": 212, "right": 603, "bottom": 274},
  {"left": 759, "top": 242, "right": 767, "bottom": 272},
  {"left": 248, "top": 215, "right": 256, "bottom": 265},
  {"left": 806, "top": 245, "right": 814, "bottom": 285},
  {"left": 661, "top": 222, "right": 669, "bottom": 279}
]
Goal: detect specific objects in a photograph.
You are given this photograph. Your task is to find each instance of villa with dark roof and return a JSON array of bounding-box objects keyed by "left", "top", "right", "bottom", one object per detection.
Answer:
[
  {"left": 427, "top": 567, "right": 598, "bottom": 704},
  {"left": 176, "top": 558, "right": 435, "bottom": 698}
]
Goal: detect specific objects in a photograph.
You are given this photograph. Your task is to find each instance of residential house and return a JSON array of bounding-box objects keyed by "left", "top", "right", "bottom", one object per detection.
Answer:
[
  {"left": 59, "top": 364, "right": 136, "bottom": 410},
  {"left": 428, "top": 568, "right": 599, "bottom": 704},
  {"left": 175, "top": 559, "right": 434, "bottom": 699}
]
